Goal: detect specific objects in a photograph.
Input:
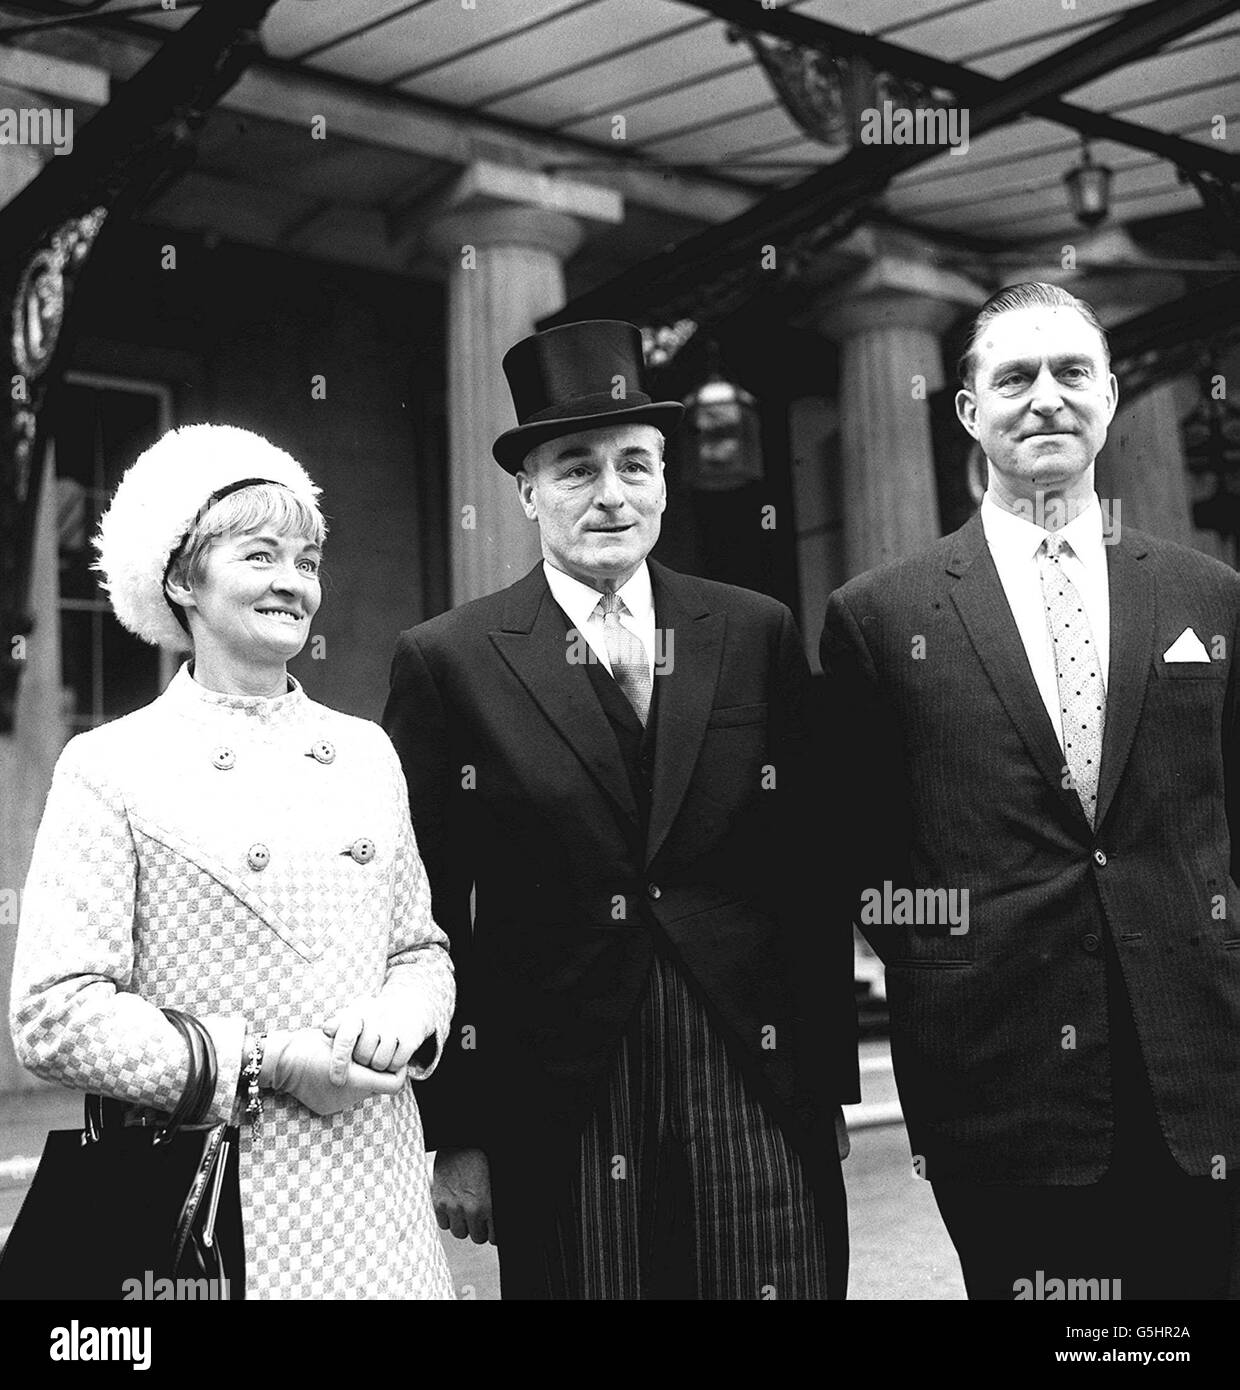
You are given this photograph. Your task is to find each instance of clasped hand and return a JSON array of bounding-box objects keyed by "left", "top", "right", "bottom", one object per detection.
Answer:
[
  {"left": 260, "top": 1028, "right": 406, "bottom": 1117},
  {"left": 321, "top": 996, "right": 426, "bottom": 1081},
  {"left": 262, "top": 998, "right": 427, "bottom": 1117}
]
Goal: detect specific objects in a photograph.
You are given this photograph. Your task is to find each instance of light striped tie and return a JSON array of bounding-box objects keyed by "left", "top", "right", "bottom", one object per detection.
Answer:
[
  {"left": 1037, "top": 532, "right": 1106, "bottom": 826},
  {"left": 596, "top": 590, "right": 652, "bottom": 726}
]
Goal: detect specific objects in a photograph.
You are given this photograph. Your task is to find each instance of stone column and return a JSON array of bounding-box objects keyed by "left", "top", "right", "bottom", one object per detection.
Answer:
[
  {"left": 425, "top": 163, "right": 622, "bottom": 604},
  {"left": 788, "top": 396, "right": 842, "bottom": 670},
  {"left": 816, "top": 257, "right": 983, "bottom": 579},
  {"left": 1096, "top": 382, "right": 1194, "bottom": 547},
  {"left": 1080, "top": 268, "right": 1194, "bottom": 549},
  {"left": 0, "top": 81, "right": 56, "bottom": 1096},
  {"left": 0, "top": 447, "right": 63, "bottom": 1095}
]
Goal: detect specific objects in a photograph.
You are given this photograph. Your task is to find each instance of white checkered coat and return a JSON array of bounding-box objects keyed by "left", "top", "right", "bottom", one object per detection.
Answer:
[{"left": 11, "top": 665, "right": 456, "bottom": 1299}]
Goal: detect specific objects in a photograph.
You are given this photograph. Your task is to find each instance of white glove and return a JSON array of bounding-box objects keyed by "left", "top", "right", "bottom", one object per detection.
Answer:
[
  {"left": 321, "top": 996, "right": 431, "bottom": 1083},
  {"left": 260, "top": 1027, "right": 406, "bottom": 1116}
]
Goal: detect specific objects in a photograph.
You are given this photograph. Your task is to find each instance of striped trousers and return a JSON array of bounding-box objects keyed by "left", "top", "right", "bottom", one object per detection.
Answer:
[{"left": 509, "top": 951, "right": 844, "bottom": 1300}]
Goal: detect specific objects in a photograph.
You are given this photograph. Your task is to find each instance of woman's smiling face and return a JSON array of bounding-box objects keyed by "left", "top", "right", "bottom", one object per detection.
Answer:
[{"left": 176, "top": 527, "right": 322, "bottom": 665}]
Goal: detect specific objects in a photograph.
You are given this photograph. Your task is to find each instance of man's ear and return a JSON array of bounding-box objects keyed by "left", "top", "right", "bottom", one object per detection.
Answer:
[
  {"left": 955, "top": 386, "right": 980, "bottom": 440},
  {"left": 1104, "top": 371, "right": 1119, "bottom": 424},
  {"left": 515, "top": 471, "right": 538, "bottom": 521}
]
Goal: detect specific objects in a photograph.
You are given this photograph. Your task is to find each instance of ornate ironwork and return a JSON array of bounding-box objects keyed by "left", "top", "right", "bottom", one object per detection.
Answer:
[
  {"left": 1, "top": 205, "right": 107, "bottom": 730},
  {"left": 642, "top": 319, "right": 699, "bottom": 368},
  {"left": 13, "top": 208, "right": 107, "bottom": 379},
  {"left": 550, "top": 0, "right": 1240, "bottom": 335},
  {"left": 0, "top": 0, "right": 278, "bottom": 733},
  {"left": 729, "top": 27, "right": 951, "bottom": 151},
  {"left": 1177, "top": 166, "right": 1240, "bottom": 254},
  {"left": 9, "top": 205, "right": 107, "bottom": 491}
]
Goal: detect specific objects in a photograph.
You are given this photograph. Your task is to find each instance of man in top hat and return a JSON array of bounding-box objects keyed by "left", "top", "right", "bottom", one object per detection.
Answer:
[{"left": 382, "top": 319, "right": 858, "bottom": 1299}]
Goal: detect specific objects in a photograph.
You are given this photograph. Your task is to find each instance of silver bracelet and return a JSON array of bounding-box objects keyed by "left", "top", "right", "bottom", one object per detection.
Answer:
[{"left": 243, "top": 1032, "right": 266, "bottom": 1149}]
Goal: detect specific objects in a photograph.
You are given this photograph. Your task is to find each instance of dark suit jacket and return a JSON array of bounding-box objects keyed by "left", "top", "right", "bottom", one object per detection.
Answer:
[
  {"left": 383, "top": 559, "right": 859, "bottom": 1194},
  {"left": 820, "top": 513, "right": 1240, "bottom": 1185}
]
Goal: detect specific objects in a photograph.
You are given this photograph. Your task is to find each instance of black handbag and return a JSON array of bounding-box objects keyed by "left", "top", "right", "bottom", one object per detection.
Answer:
[{"left": 0, "top": 1008, "right": 245, "bottom": 1301}]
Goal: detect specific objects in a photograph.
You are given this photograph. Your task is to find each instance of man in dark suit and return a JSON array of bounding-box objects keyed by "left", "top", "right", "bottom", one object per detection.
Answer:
[
  {"left": 821, "top": 281, "right": 1240, "bottom": 1300},
  {"left": 383, "top": 320, "right": 858, "bottom": 1300}
]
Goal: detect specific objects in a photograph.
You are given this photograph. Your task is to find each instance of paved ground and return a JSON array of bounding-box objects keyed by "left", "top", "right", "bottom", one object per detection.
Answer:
[{"left": 0, "top": 1039, "right": 965, "bottom": 1300}]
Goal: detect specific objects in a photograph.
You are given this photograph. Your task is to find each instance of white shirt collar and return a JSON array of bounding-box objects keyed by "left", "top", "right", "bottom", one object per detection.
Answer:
[
  {"left": 980, "top": 490, "right": 1106, "bottom": 573},
  {"left": 542, "top": 559, "right": 654, "bottom": 628}
]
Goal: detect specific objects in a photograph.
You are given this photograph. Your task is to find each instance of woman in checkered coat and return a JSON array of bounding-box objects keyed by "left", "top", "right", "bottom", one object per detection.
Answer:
[{"left": 10, "top": 426, "right": 456, "bottom": 1299}]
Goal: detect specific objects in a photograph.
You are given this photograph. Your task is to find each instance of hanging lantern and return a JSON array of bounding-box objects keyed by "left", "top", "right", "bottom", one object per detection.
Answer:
[
  {"left": 681, "top": 370, "right": 765, "bottom": 492},
  {"left": 1064, "top": 142, "right": 1113, "bottom": 229}
]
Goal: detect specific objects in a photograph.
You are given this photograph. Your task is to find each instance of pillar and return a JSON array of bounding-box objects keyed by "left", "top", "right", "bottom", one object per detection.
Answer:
[
  {"left": 816, "top": 257, "right": 983, "bottom": 578},
  {"left": 0, "top": 447, "right": 63, "bottom": 1095},
  {"left": 1080, "top": 268, "right": 1195, "bottom": 549},
  {"left": 1096, "top": 383, "right": 1194, "bottom": 547},
  {"left": 0, "top": 80, "right": 60, "bottom": 1095},
  {"left": 425, "top": 163, "right": 622, "bottom": 604},
  {"left": 788, "top": 396, "right": 842, "bottom": 670}
]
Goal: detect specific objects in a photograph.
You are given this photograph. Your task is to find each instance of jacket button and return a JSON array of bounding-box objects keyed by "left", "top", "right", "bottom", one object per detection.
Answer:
[
  {"left": 1082, "top": 932, "right": 1101, "bottom": 953},
  {"left": 310, "top": 739, "right": 336, "bottom": 765},
  {"left": 247, "top": 843, "right": 270, "bottom": 872},
  {"left": 212, "top": 746, "right": 236, "bottom": 771},
  {"left": 349, "top": 837, "right": 376, "bottom": 865},
  {"left": 1093, "top": 849, "right": 1107, "bottom": 867},
  {"left": 647, "top": 883, "right": 662, "bottom": 900}
]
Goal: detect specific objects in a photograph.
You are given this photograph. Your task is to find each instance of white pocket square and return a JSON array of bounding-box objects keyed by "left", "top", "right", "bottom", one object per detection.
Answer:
[{"left": 1163, "top": 627, "right": 1212, "bottom": 663}]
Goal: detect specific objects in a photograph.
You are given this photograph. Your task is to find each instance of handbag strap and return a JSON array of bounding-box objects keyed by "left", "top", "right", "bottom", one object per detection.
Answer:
[{"left": 172, "top": 1123, "right": 231, "bottom": 1272}]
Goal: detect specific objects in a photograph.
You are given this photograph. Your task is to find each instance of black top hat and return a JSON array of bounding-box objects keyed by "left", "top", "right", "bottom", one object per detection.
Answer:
[{"left": 492, "top": 319, "right": 684, "bottom": 474}]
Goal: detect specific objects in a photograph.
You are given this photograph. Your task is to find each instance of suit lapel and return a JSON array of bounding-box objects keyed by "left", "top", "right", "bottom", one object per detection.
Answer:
[
  {"left": 489, "top": 564, "right": 639, "bottom": 829},
  {"left": 646, "top": 561, "right": 726, "bottom": 865},
  {"left": 1094, "top": 532, "right": 1154, "bottom": 830},
  {"left": 947, "top": 514, "right": 1080, "bottom": 819}
]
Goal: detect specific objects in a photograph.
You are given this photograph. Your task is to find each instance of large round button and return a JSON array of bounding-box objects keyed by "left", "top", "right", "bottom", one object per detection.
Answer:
[
  {"left": 310, "top": 739, "right": 336, "bottom": 765},
  {"left": 349, "top": 838, "right": 375, "bottom": 865},
  {"left": 247, "top": 843, "right": 271, "bottom": 872},
  {"left": 212, "top": 746, "right": 236, "bottom": 771},
  {"left": 647, "top": 883, "right": 662, "bottom": 901},
  {"left": 1093, "top": 849, "right": 1108, "bottom": 867},
  {"left": 1082, "top": 933, "right": 1101, "bottom": 953}
]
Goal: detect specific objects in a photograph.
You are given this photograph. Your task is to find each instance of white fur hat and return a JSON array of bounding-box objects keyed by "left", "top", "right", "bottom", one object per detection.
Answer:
[{"left": 94, "top": 423, "right": 322, "bottom": 652}]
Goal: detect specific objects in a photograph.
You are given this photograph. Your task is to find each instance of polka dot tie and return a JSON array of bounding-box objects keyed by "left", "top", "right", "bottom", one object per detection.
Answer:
[
  {"left": 596, "top": 590, "right": 652, "bottom": 726},
  {"left": 1037, "top": 532, "right": 1106, "bottom": 826}
]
